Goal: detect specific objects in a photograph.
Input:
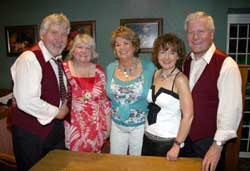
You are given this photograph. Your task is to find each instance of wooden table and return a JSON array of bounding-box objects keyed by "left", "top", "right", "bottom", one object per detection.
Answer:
[{"left": 29, "top": 150, "right": 202, "bottom": 171}]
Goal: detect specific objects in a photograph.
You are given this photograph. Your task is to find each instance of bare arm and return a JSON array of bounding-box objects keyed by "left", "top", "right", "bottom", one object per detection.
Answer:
[
  {"left": 103, "top": 114, "right": 112, "bottom": 140},
  {"left": 167, "top": 73, "right": 193, "bottom": 161}
]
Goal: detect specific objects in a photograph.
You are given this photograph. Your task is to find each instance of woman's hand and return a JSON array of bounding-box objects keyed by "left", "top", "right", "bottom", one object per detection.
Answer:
[
  {"left": 102, "top": 130, "right": 110, "bottom": 140},
  {"left": 166, "top": 144, "right": 180, "bottom": 161}
]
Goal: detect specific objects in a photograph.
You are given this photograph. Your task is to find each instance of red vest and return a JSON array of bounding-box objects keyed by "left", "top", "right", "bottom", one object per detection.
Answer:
[
  {"left": 183, "top": 49, "right": 227, "bottom": 141},
  {"left": 12, "top": 45, "right": 60, "bottom": 138}
]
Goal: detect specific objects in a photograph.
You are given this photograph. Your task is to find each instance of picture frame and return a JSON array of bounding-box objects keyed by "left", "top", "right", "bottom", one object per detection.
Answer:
[
  {"left": 70, "top": 20, "right": 96, "bottom": 39},
  {"left": 5, "top": 25, "right": 38, "bottom": 56},
  {"left": 62, "top": 20, "right": 96, "bottom": 56},
  {"left": 120, "top": 18, "right": 163, "bottom": 53}
]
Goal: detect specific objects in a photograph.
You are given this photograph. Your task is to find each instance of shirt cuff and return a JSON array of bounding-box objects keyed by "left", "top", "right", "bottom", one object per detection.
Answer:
[
  {"left": 214, "top": 129, "right": 238, "bottom": 142},
  {"left": 37, "top": 107, "right": 59, "bottom": 125}
]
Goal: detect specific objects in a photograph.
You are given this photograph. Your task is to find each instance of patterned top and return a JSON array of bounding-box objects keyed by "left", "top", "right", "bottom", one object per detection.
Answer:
[
  {"left": 110, "top": 74, "right": 146, "bottom": 125},
  {"left": 106, "top": 58, "right": 156, "bottom": 127},
  {"left": 63, "top": 61, "right": 111, "bottom": 152}
]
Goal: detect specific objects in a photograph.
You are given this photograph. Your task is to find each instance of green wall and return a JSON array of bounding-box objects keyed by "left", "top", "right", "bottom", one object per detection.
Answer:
[{"left": 0, "top": 0, "right": 249, "bottom": 88}]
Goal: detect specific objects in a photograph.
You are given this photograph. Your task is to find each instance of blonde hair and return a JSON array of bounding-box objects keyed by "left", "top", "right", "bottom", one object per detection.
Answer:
[
  {"left": 184, "top": 11, "right": 215, "bottom": 32},
  {"left": 66, "top": 34, "right": 98, "bottom": 61},
  {"left": 40, "top": 13, "right": 70, "bottom": 36},
  {"left": 111, "top": 26, "right": 140, "bottom": 57}
]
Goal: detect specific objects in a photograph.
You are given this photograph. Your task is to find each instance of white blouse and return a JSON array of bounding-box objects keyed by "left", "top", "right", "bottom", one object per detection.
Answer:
[{"left": 145, "top": 87, "right": 181, "bottom": 138}]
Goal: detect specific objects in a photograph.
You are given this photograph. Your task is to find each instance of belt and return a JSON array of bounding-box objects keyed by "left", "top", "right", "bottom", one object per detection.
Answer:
[{"left": 144, "top": 131, "right": 174, "bottom": 142}]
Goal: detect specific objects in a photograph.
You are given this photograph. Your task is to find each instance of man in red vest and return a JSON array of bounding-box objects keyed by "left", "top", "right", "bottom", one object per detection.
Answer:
[
  {"left": 11, "top": 13, "right": 70, "bottom": 171},
  {"left": 182, "top": 11, "right": 242, "bottom": 171}
]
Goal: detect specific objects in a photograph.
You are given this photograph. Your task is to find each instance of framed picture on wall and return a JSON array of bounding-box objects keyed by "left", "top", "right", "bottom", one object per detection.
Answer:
[
  {"left": 63, "top": 20, "right": 96, "bottom": 55},
  {"left": 70, "top": 20, "right": 96, "bottom": 39},
  {"left": 120, "top": 18, "right": 163, "bottom": 53},
  {"left": 5, "top": 25, "right": 38, "bottom": 56}
]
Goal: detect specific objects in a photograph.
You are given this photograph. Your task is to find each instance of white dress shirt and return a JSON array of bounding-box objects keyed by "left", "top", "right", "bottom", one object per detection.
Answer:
[
  {"left": 189, "top": 43, "right": 242, "bottom": 142},
  {"left": 11, "top": 41, "right": 67, "bottom": 125}
]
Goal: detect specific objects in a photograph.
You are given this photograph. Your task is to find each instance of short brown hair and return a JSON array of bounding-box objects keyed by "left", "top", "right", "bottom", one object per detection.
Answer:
[{"left": 152, "top": 33, "right": 186, "bottom": 69}]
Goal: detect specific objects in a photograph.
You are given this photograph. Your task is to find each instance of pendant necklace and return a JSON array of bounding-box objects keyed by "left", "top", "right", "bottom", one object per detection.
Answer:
[
  {"left": 117, "top": 58, "right": 138, "bottom": 78},
  {"left": 73, "top": 62, "right": 93, "bottom": 103},
  {"left": 159, "top": 67, "right": 176, "bottom": 81}
]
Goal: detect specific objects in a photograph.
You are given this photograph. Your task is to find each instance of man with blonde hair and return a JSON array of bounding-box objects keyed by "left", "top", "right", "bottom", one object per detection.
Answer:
[
  {"left": 182, "top": 11, "right": 242, "bottom": 171},
  {"left": 11, "top": 13, "right": 70, "bottom": 171}
]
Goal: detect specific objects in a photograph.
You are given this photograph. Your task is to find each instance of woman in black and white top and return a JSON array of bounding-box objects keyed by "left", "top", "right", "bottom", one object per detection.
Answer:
[{"left": 142, "top": 33, "right": 193, "bottom": 161}]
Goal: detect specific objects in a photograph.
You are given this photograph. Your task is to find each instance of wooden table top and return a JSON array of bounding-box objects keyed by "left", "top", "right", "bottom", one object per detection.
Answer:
[{"left": 29, "top": 150, "right": 202, "bottom": 171}]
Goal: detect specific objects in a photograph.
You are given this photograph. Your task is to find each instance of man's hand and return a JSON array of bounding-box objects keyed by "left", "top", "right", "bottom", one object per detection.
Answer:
[
  {"left": 55, "top": 100, "right": 69, "bottom": 119},
  {"left": 202, "top": 143, "right": 222, "bottom": 171}
]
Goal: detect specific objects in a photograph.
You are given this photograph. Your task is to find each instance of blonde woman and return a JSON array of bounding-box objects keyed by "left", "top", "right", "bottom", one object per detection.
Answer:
[
  {"left": 63, "top": 34, "right": 111, "bottom": 152},
  {"left": 106, "top": 26, "right": 156, "bottom": 155}
]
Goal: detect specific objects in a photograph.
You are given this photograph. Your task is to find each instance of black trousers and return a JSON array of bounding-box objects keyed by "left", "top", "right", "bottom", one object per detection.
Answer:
[
  {"left": 12, "top": 120, "right": 66, "bottom": 171},
  {"left": 180, "top": 136, "right": 226, "bottom": 171},
  {"left": 142, "top": 134, "right": 174, "bottom": 157}
]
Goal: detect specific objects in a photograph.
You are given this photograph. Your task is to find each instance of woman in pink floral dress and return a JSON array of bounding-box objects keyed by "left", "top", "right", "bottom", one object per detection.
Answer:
[{"left": 63, "top": 34, "right": 111, "bottom": 152}]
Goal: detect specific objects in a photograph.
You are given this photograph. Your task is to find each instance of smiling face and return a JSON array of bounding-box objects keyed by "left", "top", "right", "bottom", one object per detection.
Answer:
[
  {"left": 40, "top": 23, "right": 68, "bottom": 57},
  {"left": 186, "top": 18, "right": 214, "bottom": 58},
  {"left": 114, "top": 37, "right": 135, "bottom": 60},
  {"left": 72, "top": 42, "right": 92, "bottom": 63},
  {"left": 158, "top": 48, "right": 179, "bottom": 71}
]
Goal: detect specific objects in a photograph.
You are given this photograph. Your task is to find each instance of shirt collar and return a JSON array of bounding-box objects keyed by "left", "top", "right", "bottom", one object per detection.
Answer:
[
  {"left": 190, "top": 43, "right": 216, "bottom": 64},
  {"left": 38, "top": 41, "right": 62, "bottom": 62}
]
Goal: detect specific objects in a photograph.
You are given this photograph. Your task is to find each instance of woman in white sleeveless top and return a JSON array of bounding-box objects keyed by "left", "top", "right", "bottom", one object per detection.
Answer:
[{"left": 142, "top": 33, "right": 193, "bottom": 161}]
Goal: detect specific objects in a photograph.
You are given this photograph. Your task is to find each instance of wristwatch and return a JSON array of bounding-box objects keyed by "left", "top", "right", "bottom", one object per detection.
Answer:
[
  {"left": 174, "top": 139, "right": 185, "bottom": 148},
  {"left": 214, "top": 140, "right": 224, "bottom": 147}
]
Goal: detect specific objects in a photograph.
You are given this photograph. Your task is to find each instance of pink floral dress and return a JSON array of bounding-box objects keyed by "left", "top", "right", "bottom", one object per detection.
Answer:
[{"left": 63, "top": 61, "right": 111, "bottom": 152}]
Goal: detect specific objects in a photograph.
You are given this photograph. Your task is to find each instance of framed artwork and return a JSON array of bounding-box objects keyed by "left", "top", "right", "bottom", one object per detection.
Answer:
[
  {"left": 120, "top": 18, "right": 163, "bottom": 53},
  {"left": 5, "top": 25, "right": 38, "bottom": 56},
  {"left": 70, "top": 20, "right": 96, "bottom": 39},
  {"left": 63, "top": 20, "right": 96, "bottom": 55}
]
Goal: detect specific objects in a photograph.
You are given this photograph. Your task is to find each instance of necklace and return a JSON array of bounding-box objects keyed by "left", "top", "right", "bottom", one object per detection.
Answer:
[
  {"left": 159, "top": 67, "right": 176, "bottom": 81},
  {"left": 117, "top": 58, "right": 138, "bottom": 78},
  {"left": 73, "top": 62, "right": 93, "bottom": 103}
]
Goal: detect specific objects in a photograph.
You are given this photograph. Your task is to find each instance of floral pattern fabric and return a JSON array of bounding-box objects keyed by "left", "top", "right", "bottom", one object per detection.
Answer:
[
  {"left": 110, "top": 75, "right": 147, "bottom": 125},
  {"left": 63, "top": 61, "right": 111, "bottom": 152}
]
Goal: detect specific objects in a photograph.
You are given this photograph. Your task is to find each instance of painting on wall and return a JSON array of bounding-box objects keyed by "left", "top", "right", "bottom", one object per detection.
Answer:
[
  {"left": 5, "top": 25, "right": 38, "bottom": 56},
  {"left": 120, "top": 18, "right": 163, "bottom": 53},
  {"left": 62, "top": 20, "right": 96, "bottom": 56}
]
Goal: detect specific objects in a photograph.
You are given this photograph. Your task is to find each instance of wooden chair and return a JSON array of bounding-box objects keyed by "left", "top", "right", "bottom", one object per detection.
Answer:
[
  {"left": 225, "top": 64, "right": 249, "bottom": 171},
  {"left": 0, "top": 152, "right": 16, "bottom": 169},
  {"left": 0, "top": 89, "right": 16, "bottom": 169}
]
